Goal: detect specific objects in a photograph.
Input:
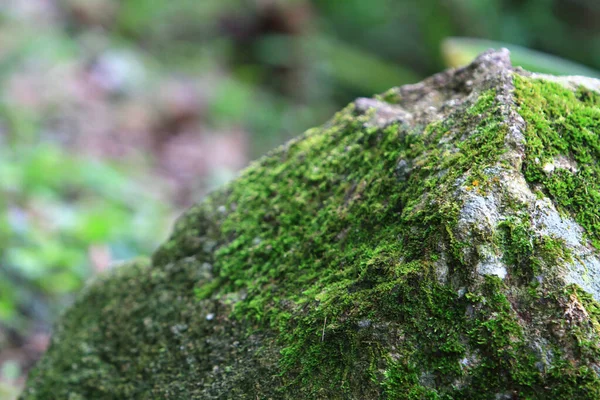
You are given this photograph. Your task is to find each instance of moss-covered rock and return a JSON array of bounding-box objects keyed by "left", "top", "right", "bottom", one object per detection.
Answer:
[{"left": 21, "top": 50, "right": 600, "bottom": 399}]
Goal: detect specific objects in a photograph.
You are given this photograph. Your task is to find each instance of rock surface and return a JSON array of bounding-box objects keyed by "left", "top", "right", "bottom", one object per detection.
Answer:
[{"left": 22, "top": 51, "right": 600, "bottom": 399}]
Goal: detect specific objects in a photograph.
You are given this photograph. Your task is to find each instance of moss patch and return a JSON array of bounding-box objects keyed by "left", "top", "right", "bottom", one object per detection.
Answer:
[
  {"left": 189, "top": 86, "right": 550, "bottom": 397},
  {"left": 514, "top": 75, "right": 600, "bottom": 249}
]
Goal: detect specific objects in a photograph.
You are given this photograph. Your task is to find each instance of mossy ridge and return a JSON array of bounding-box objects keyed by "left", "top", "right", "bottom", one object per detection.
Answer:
[
  {"left": 201, "top": 74, "right": 600, "bottom": 397},
  {"left": 514, "top": 75, "right": 600, "bottom": 249},
  {"left": 190, "top": 84, "right": 542, "bottom": 398}
]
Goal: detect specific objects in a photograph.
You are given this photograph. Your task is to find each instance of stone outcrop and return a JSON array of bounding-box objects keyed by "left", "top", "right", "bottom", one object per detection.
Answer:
[{"left": 22, "top": 50, "right": 600, "bottom": 399}]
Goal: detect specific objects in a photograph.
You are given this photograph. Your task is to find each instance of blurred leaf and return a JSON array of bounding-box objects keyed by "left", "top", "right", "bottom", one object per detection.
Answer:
[
  {"left": 255, "top": 35, "right": 296, "bottom": 67},
  {"left": 420, "top": 0, "right": 458, "bottom": 68},
  {"left": 22, "top": 145, "right": 69, "bottom": 192},
  {"left": 1, "top": 361, "right": 21, "bottom": 381},
  {"left": 5, "top": 248, "right": 45, "bottom": 280},
  {"left": 40, "top": 271, "right": 82, "bottom": 294},
  {"left": 210, "top": 78, "right": 254, "bottom": 124},
  {"left": 306, "top": 36, "right": 421, "bottom": 93},
  {"left": 116, "top": 0, "right": 240, "bottom": 41},
  {"left": 0, "top": 162, "right": 21, "bottom": 192},
  {"left": 0, "top": 293, "right": 16, "bottom": 322},
  {"left": 441, "top": 37, "right": 600, "bottom": 78},
  {"left": 76, "top": 207, "right": 128, "bottom": 243},
  {"left": 114, "top": 0, "right": 160, "bottom": 36}
]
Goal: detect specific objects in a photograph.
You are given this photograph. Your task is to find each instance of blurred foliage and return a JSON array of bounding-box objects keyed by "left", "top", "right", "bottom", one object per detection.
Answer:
[
  {"left": 0, "top": 9, "right": 174, "bottom": 346},
  {"left": 2, "top": 0, "right": 600, "bottom": 395},
  {"left": 0, "top": 138, "right": 171, "bottom": 331},
  {"left": 443, "top": 37, "right": 600, "bottom": 78}
]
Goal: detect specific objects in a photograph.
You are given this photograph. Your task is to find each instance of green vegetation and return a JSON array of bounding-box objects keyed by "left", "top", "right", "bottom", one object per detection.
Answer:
[
  {"left": 24, "top": 62, "right": 600, "bottom": 398},
  {"left": 515, "top": 76, "right": 600, "bottom": 249},
  {"left": 185, "top": 89, "right": 510, "bottom": 397},
  {"left": 0, "top": 140, "right": 172, "bottom": 330}
]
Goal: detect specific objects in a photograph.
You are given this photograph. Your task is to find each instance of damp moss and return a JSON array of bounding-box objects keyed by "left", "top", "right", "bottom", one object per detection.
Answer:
[
  {"left": 514, "top": 75, "right": 600, "bottom": 249},
  {"left": 495, "top": 215, "right": 572, "bottom": 283},
  {"left": 198, "top": 88, "right": 513, "bottom": 397}
]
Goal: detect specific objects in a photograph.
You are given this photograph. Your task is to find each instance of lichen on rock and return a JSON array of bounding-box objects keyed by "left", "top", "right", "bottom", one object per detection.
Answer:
[{"left": 21, "top": 50, "right": 600, "bottom": 399}]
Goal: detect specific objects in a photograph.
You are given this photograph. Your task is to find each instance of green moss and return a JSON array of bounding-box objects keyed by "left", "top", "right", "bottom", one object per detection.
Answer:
[
  {"left": 496, "top": 216, "right": 536, "bottom": 280},
  {"left": 495, "top": 215, "right": 572, "bottom": 282},
  {"left": 514, "top": 75, "right": 600, "bottom": 249},
  {"left": 23, "top": 255, "right": 284, "bottom": 399},
  {"left": 22, "top": 68, "right": 600, "bottom": 399},
  {"left": 376, "top": 88, "right": 402, "bottom": 104},
  {"left": 192, "top": 88, "right": 514, "bottom": 396}
]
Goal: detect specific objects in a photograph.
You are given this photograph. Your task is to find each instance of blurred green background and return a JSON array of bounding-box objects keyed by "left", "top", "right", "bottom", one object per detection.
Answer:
[{"left": 1, "top": 0, "right": 600, "bottom": 395}]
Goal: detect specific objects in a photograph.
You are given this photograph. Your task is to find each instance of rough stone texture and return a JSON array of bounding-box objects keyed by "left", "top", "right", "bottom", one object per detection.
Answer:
[{"left": 21, "top": 51, "right": 600, "bottom": 399}]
